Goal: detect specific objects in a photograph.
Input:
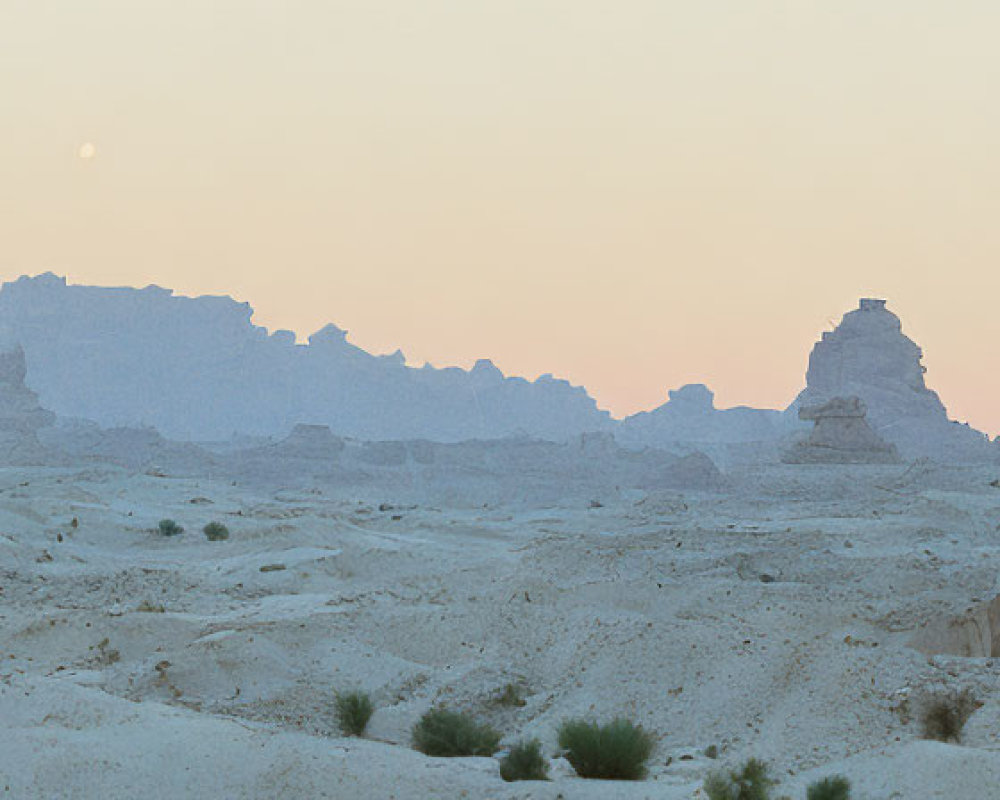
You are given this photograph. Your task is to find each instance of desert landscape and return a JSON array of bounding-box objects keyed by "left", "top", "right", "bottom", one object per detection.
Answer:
[
  {"left": 6, "top": 3, "right": 1000, "bottom": 795},
  {"left": 1, "top": 283, "right": 999, "bottom": 798}
]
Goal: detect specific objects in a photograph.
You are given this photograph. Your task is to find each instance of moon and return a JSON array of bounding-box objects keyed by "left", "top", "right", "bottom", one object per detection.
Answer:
[{"left": 78, "top": 142, "right": 96, "bottom": 160}]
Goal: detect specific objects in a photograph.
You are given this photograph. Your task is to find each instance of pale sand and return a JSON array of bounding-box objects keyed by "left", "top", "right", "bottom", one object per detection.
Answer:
[{"left": 2, "top": 462, "right": 999, "bottom": 798}]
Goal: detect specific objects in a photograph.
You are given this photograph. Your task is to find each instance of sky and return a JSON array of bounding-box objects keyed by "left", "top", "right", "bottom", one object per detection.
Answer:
[{"left": 2, "top": 1, "right": 999, "bottom": 435}]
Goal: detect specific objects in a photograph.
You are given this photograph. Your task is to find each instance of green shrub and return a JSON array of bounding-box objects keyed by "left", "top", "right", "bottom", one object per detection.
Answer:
[
  {"left": 203, "top": 521, "right": 230, "bottom": 541},
  {"left": 411, "top": 708, "right": 501, "bottom": 757},
  {"left": 807, "top": 775, "right": 851, "bottom": 800},
  {"left": 556, "top": 717, "right": 654, "bottom": 780},
  {"left": 704, "top": 771, "right": 736, "bottom": 800},
  {"left": 920, "top": 688, "right": 976, "bottom": 743},
  {"left": 335, "top": 690, "right": 373, "bottom": 736},
  {"left": 494, "top": 682, "right": 527, "bottom": 708},
  {"left": 157, "top": 519, "right": 183, "bottom": 536},
  {"left": 499, "top": 739, "right": 549, "bottom": 782},
  {"left": 704, "top": 758, "right": 776, "bottom": 800}
]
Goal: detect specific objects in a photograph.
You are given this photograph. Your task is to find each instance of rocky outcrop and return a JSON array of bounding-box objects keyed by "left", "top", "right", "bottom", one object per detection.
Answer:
[
  {"left": 37, "top": 419, "right": 212, "bottom": 472},
  {"left": 619, "top": 384, "right": 781, "bottom": 447},
  {"left": 274, "top": 424, "right": 346, "bottom": 458},
  {"left": 791, "top": 299, "right": 945, "bottom": 423},
  {"left": 788, "top": 299, "right": 996, "bottom": 461},
  {"left": 188, "top": 429, "right": 725, "bottom": 502},
  {"left": 0, "top": 273, "right": 612, "bottom": 442},
  {"left": 783, "top": 396, "right": 898, "bottom": 464},
  {"left": 0, "top": 337, "right": 54, "bottom": 463},
  {"left": 909, "top": 591, "right": 1000, "bottom": 658}
]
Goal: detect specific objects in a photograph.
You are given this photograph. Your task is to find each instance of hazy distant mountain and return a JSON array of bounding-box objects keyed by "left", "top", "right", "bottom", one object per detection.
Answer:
[
  {"left": 0, "top": 273, "right": 612, "bottom": 442},
  {"left": 2, "top": 276, "right": 995, "bottom": 460},
  {"left": 617, "top": 383, "right": 783, "bottom": 447}
]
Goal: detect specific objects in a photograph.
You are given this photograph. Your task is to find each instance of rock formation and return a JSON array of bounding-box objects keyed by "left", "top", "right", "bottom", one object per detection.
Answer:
[
  {"left": 910, "top": 589, "right": 1000, "bottom": 658},
  {"left": 618, "top": 383, "right": 781, "bottom": 447},
  {"left": 0, "top": 335, "right": 54, "bottom": 463},
  {"left": 791, "top": 298, "right": 945, "bottom": 422},
  {"left": 0, "top": 273, "right": 612, "bottom": 442},
  {"left": 38, "top": 420, "right": 212, "bottom": 472},
  {"left": 783, "top": 396, "right": 898, "bottom": 464},
  {"left": 274, "top": 424, "right": 346, "bottom": 459},
  {"left": 4, "top": 277, "right": 994, "bottom": 461},
  {"left": 788, "top": 298, "right": 996, "bottom": 461}
]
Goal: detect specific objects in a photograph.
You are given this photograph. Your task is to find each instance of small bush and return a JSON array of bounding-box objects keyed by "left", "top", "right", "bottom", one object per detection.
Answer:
[
  {"left": 494, "top": 682, "right": 527, "bottom": 708},
  {"left": 704, "top": 758, "right": 776, "bottom": 800},
  {"left": 920, "top": 688, "right": 976, "bottom": 743},
  {"left": 807, "top": 775, "right": 851, "bottom": 800},
  {"left": 412, "top": 708, "right": 501, "bottom": 757},
  {"left": 335, "top": 690, "right": 374, "bottom": 736},
  {"left": 203, "top": 521, "right": 230, "bottom": 541},
  {"left": 157, "top": 519, "right": 183, "bottom": 536},
  {"left": 704, "top": 771, "right": 736, "bottom": 800},
  {"left": 499, "top": 739, "right": 549, "bottom": 782},
  {"left": 556, "top": 717, "right": 654, "bottom": 780}
]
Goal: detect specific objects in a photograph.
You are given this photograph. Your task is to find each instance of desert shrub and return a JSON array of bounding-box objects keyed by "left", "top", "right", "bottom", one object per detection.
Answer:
[
  {"left": 203, "top": 521, "right": 230, "bottom": 541},
  {"left": 494, "top": 682, "right": 527, "bottom": 707},
  {"left": 704, "top": 758, "right": 776, "bottom": 800},
  {"left": 91, "top": 637, "right": 121, "bottom": 666},
  {"left": 499, "top": 739, "right": 549, "bottom": 782},
  {"left": 705, "top": 743, "right": 719, "bottom": 759},
  {"left": 704, "top": 771, "right": 735, "bottom": 800},
  {"left": 157, "top": 519, "right": 183, "bottom": 536},
  {"left": 806, "top": 775, "right": 851, "bottom": 800},
  {"left": 556, "top": 717, "right": 654, "bottom": 780},
  {"left": 411, "top": 708, "right": 501, "bottom": 757},
  {"left": 920, "top": 688, "right": 976, "bottom": 743},
  {"left": 335, "top": 690, "right": 374, "bottom": 736}
]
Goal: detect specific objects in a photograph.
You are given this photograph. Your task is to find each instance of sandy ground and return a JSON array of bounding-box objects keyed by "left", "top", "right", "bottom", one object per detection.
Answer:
[{"left": 2, "top": 461, "right": 1000, "bottom": 798}]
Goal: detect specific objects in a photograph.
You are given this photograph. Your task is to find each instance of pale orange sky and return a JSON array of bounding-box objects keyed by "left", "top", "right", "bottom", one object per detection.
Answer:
[{"left": 1, "top": 1, "right": 998, "bottom": 435}]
